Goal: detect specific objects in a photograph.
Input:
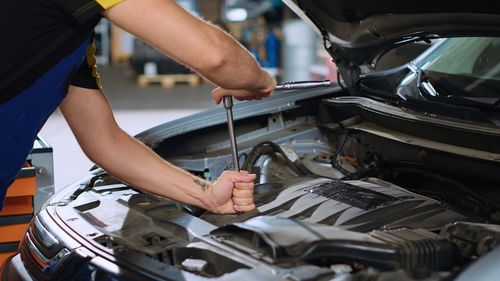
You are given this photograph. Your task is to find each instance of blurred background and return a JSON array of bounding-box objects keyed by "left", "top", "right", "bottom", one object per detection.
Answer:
[{"left": 41, "top": 0, "right": 338, "bottom": 190}]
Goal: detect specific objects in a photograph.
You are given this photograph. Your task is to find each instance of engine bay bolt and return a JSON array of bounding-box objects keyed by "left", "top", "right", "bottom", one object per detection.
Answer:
[
  {"left": 181, "top": 258, "right": 208, "bottom": 272},
  {"left": 37, "top": 167, "right": 47, "bottom": 175},
  {"left": 330, "top": 264, "right": 352, "bottom": 274}
]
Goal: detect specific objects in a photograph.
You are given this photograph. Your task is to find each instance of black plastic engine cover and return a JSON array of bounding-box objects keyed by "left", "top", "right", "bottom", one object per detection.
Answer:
[{"left": 202, "top": 176, "right": 473, "bottom": 232}]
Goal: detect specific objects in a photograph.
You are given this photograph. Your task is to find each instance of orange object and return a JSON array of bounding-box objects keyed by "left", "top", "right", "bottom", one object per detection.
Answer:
[
  {"left": 0, "top": 197, "right": 33, "bottom": 216},
  {"left": 0, "top": 162, "right": 37, "bottom": 269},
  {"left": 0, "top": 252, "right": 16, "bottom": 268},
  {"left": 5, "top": 164, "right": 36, "bottom": 198},
  {"left": 0, "top": 223, "right": 29, "bottom": 243},
  {"left": 5, "top": 177, "right": 36, "bottom": 197}
]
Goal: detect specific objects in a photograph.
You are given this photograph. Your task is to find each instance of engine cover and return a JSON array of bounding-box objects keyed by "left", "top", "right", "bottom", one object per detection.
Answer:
[{"left": 203, "top": 176, "right": 473, "bottom": 232}]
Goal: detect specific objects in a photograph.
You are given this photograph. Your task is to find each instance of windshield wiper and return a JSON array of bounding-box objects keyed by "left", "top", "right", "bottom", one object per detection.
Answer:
[
  {"left": 408, "top": 63, "right": 500, "bottom": 109},
  {"left": 407, "top": 62, "right": 442, "bottom": 100}
]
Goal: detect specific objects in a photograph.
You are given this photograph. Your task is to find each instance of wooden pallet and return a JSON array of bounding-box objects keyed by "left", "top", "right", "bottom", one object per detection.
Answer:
[{"left": 137, "top": 74, "right": 200, "bottom": 88}]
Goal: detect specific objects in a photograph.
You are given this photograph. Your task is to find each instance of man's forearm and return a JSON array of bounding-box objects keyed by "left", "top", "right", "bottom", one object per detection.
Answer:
[
  {"left": 61, "top": 87, "right": 256, "bottom": 214},
  {"left": 104, "top": 0, "right": 271, "bottom": 91},
  {"left": 90, "top": 128, "right": 218, "bottom": 210},
  {"left": 60, "top": 87, "right": 216, "bottom": 210},
  {"left": 87, "top": 128, "right": 256, "bottom": 214}
]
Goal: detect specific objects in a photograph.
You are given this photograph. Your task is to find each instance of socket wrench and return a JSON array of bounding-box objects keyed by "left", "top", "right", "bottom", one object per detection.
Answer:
[{"left": 223, "top": 80, "right": 333, "bottom": 172}]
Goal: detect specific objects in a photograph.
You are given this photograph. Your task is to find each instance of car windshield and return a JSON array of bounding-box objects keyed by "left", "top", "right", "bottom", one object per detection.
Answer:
[{"left": 418, "top": 37, "right": 500, "bottom": 98}]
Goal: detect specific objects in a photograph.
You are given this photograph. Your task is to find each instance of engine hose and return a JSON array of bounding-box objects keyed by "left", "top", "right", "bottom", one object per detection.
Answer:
[{"left": 242, "top": 141, "right": 311, "bottom": 176}]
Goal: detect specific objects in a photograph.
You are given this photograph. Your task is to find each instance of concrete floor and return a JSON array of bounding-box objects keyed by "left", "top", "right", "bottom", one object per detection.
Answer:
[{"left": 40, "top": 65, "right": 217, "bottom": 190}]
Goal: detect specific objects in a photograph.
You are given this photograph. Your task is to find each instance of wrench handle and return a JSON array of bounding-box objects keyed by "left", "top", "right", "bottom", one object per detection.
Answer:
[
  {"left": 223, "top": 96, "right": 240, "bottom": 172},
  {"left": 275, "top": 80, "right": 332, "bottom": 91}
]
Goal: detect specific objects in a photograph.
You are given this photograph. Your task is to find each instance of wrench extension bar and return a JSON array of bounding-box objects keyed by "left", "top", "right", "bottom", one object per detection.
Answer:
[
  {"left": 223, "top": 80, "right": 333, "bottom": 172},
  {"left": 275, "top": 80, "right": 332, "bottom": 91}
]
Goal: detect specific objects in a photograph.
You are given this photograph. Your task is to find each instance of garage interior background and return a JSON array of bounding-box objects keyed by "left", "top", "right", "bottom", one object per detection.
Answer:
[{"left": 38, "top": 0, "right": 336, "bottom": 191}]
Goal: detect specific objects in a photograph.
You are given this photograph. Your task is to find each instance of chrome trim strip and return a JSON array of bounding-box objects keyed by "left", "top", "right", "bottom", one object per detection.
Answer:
[
  {"left": 25, "top": 232, "right": 70, "bottom": 274},
  {"left": 26, "top": 233, "right": 50, "bottom": 265},
  {"left": 33, "top": 216, "right": 58, "bottom": 248}
]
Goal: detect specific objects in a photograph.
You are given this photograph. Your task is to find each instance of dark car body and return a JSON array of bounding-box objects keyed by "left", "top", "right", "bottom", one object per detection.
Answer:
[{"left": 4, "top": 1, "right": 500, "bottom": 280}]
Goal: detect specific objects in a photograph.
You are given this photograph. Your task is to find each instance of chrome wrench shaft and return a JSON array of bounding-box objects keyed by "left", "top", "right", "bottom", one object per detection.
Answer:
[
  {"left": 275, "top": 80, "right": 332, "bottom": 91},
  {"left": 223, "top": 96, "right": 240, "bottom": 172}
]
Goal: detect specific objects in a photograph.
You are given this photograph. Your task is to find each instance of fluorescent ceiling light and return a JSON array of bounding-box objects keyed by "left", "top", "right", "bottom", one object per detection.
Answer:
[{"left": 226, "top": 8, "right": 248, "bottom": 22}]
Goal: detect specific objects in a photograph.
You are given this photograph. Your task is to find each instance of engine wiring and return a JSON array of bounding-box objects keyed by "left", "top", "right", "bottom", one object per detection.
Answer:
[
  {"left": 241, "top": 138, "right": 382, "bottom": 183},
  {"left": 337, "top": 69, "right": 348, "bottom": 91},
  {"left": 242, "top": 141, "right": 312, "bottom": 177}
]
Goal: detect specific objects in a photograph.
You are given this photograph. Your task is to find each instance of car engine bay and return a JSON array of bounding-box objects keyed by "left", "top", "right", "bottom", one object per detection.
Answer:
[{"left": 37, "top": 93, "right": 500, "bottom": 280}]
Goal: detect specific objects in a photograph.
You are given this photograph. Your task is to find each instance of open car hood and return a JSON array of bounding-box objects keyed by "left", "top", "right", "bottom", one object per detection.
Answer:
[{"left": 283, "top": 0, "right": 500, "bottom": 91}]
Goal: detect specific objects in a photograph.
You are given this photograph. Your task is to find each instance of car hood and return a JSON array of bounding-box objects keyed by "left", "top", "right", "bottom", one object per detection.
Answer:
[{"left": 283, "top": 0, "right": 500, "bottom": 91}]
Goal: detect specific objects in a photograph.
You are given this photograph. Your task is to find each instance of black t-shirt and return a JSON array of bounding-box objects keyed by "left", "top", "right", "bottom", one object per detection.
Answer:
[{"left": 0, "top": 0, "right": 122, "bottom": 104}]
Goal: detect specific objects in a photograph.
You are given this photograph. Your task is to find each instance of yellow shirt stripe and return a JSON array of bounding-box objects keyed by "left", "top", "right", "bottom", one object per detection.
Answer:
[
  {"left": 95, "top": 0, "right": 124, "bottom": 9},
  {"left": 86, "top": 38, "right": 103, "bottom": 89}
]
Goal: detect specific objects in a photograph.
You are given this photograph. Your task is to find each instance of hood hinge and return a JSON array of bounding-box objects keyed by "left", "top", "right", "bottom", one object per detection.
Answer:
[{"left": 324, "top": 37, "right": 361, "bottom": 95}]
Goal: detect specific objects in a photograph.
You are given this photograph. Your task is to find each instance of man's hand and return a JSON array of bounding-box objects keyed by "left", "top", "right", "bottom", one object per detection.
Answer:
[
  {"left": 206, "top": 171, "right": 256, "bottom": 214},
  {"left": 211, "top": 71, "right": 276, "bottom": 105},
  {"left": 211, "top": 87, "right": 272, "bottom": 105}
]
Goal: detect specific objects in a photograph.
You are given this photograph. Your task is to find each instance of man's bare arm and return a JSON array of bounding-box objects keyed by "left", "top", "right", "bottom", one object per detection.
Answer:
[
  {"left": 103, "top": 0, "right": 275, "bottom": 101},
  {"left": 60, "top": 86, "right": 256, "bottom": 213}
]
